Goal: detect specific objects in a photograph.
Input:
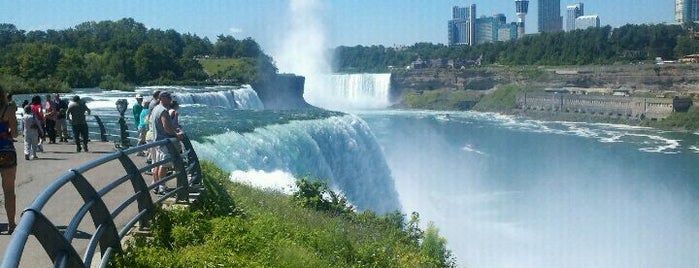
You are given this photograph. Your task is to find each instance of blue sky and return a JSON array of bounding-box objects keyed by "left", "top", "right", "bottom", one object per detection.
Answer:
[{"left": 0, "top": 0, "right": 675, "bottom": 50}]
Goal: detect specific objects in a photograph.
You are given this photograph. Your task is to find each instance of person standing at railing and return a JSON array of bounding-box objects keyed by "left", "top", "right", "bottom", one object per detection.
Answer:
[
  {"left": 150, "top": 92, "right": 184, "bottom": 194},
  {"left": 29, "top": 96, "right": 44, "bottom": 152},
  {"left": 54, "top": 94, "right": 69, "bottom": 143},
  {"left": 137, "top": 100, "right": 150, "bottom": 157},
  {"left": 44, "top": 94, "right": 58, "bottom": 144},
  {"left": 66, "top": 96, "right": 91, "bottom": 153},
  {"left": 133, "top": 94, "right": 144, "bottom": 129},
  {"left": 21, "top": 105, "right": 43, "bottom": 160},
  {"left": 0, "top": 86, "right": 18, "bottom": 234}
]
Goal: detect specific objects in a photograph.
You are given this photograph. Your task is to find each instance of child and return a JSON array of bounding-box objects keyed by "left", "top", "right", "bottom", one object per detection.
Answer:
[{"left": 22, "top": 105, "right": 43, "bottom": 160}]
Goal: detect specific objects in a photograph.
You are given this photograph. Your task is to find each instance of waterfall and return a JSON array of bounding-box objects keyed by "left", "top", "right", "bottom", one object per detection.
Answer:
[
  {"left": 304, "top": 73, "right": 392, "bottom": 111},
  {"left": 191, "top": 114, "right": 401, "bottom": 213},
  {"left": 172, "top": 86, "right": 264, "bottom": 110}
]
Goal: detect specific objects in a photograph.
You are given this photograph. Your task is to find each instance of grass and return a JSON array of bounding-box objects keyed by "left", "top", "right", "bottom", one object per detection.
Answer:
[
  {"left": 197, "top": 58, "right": 239, "bottom": 75},
  {"left": 472, "top": 83, "right": 542, "bottom": 112},
  {"left": 648, "top": 105, "right": 699, "bottom": 131},
  {"left": 111, "top": 161, "right": 456, "bottom": 267},
  {"left": 404, "top": 89, "right": 482, "bottom": 110}
]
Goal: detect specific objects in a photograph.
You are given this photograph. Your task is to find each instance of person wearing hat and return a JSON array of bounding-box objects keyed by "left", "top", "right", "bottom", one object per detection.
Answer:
[{"left": 132, "top": 93, "right": 144, "bottom": 129}]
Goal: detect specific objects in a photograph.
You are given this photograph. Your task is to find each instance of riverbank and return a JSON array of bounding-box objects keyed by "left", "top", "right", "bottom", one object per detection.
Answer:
[
  {"left": 112, "top": 162, "right": 456, "bottom": 267},
  {"left": 392, "top": 65, "right": 699, "bottom": 132}
]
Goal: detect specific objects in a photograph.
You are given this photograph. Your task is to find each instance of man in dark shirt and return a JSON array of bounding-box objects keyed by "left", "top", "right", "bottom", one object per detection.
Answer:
[{"left": 66, "top": 95, "right": 91, "bottom": 152}]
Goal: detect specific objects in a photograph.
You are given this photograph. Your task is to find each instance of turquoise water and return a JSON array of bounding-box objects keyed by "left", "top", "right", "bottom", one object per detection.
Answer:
[{"left": 358, "top": 110, "right": 699, "bottom": 268}]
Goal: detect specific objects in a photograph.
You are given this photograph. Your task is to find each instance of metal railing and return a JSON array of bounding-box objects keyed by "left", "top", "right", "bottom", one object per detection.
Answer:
[
  {"left": 16, "top": 114, "right": 139, "bottom": 146},
  {"left": 1, "top": 134, "right": 202, "bottom": 268}
]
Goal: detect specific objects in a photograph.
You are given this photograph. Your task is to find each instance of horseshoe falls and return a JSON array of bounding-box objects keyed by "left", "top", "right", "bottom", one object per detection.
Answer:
[{"left": 304, "top": 73, "right": 392, "bottom": 110}]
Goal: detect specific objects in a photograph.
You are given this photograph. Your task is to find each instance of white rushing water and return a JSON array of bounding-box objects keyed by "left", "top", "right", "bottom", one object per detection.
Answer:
[
  {"left": 191, "top": 114, "right": 401, "bottom": 214},
  {"left": 304, "top": 73, "right": 393, "bottom": 110}
]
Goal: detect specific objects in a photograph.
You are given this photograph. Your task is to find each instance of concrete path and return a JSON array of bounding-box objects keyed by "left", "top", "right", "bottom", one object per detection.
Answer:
[{"left": 0, "top": 140, "right": 157, "bottom": 267}]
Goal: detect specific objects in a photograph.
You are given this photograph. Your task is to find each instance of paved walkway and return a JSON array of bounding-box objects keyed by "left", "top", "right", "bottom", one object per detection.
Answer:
[{"left": 0, "top": 140, "right": 153, "bottom": 267}]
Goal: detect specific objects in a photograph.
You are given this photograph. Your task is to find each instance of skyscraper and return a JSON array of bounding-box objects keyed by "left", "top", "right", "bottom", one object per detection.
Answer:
[
  {"left": 676, "top": 0, "right": 699, "bottom": 23},
  {"left": 538, "top": 0, "right": 562, "bottom": 33},
  {"left": 448, "top": 4, "right": 476, "bottom": 46},
  {"left": 566, "top": 3, "right": 584, "bottom": 31}
]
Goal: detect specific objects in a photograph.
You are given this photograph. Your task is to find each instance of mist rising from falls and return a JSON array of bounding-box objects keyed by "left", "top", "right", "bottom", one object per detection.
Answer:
[
  {"left": 191, "top": 114, "right": 401, "bottom": 213},
  {"left": 272, "top": 0, "right": 331, "bottom": 99}
]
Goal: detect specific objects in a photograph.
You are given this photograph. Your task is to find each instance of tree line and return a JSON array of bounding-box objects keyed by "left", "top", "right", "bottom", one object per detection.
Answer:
[
  {"left": 333, "top": 23, "right": 699, "bottom": 72},
  {"left": 0, "top": 18, "right": 277, "bottom": 93}
]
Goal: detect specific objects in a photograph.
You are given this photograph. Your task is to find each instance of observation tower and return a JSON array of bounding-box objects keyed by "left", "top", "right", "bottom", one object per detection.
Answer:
[{"left": 515, "top": 0, "right": 529, "bottom": 38}]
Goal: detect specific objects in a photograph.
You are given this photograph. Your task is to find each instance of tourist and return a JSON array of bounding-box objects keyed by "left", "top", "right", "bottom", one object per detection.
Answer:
[
  {"left": 0, "top": 85, "right": 18, "bottom": 234},
  {"left": 22, "top": 105, "right": 43, "bottom": 160},
  {"left": 137, "top": 100, "right": 150, "bottom": 156},
  {"left": 6, "top": 93, "right": 16, "bottom": 113},
  {"left": 44, "top": 94, "right": 58, "bottom": 144},
  {"left": 29, "top": 95, "right": 45, "bottom": 152},
  {"left": 54, "top": 94, "right": 69, "bottom": 142},
  {"left": 133, "top": 93, "right": 144, "bottom": 129},
  {"left": 168, "top": 100, "right": 181, "bottom": 130},
  {"left": 150, "top": 92, "right": 184, "bottom": 194},
  {"left": 148, "top": 90, "right": 161, "bottom": 110},
  {"left": 66, "top": 96, "right": 91, "bottom": 152}
]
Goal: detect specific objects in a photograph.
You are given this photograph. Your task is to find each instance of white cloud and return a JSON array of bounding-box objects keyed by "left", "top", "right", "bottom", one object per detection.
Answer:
[{"left": 229, "top": 27, "right": 243, "bottom": 34}]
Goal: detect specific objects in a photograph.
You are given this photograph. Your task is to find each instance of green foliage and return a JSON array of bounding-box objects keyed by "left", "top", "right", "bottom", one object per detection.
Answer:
[
  {"left": 334, "top": 24, "right": 699, "bottom": 71},
  {"left": 420, "top": 223, "right": 456, "bottom": 268},
  {"left": 98, "top": 75, "right": 134, "bottom": 91},
  {"left": 0, "top": 19, "right": 277, "bottom": 93},
  {"left": 473, "top": 84, "right": 541, "bottom": 112},
  {"left": 112, "top": 161, "right": 456, "bottom": 267},
  {"left": 404, "top": 89, "right": 482, "bottom": 110},
  {"left": 292, "top": 177, "right": 354, "bottom": 216},
  {"left": 649, "top": 105, "right": 699, "bottom": 131}
]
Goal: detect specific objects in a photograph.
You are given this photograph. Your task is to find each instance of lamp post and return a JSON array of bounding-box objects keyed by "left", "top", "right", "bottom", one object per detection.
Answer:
[{"left": 115, "top": 99, "right": 130, "bottom": 148}]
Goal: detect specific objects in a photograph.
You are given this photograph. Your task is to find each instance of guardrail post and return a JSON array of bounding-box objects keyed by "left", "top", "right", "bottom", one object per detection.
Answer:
[
  {"left": 167, "top": 139, "right": 189, "bottom": 203},
  {"left": 116, "top": 151, "right": 155, "bottom": 227},
  {"left": 93, "top": 115, "right": 108, "bottom": 142},
  {"left": 180, "top": 134, "right": 202, "bottom": 184}
]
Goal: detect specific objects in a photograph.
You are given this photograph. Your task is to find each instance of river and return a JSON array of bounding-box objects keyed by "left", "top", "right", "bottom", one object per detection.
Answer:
[{"left": 63, "top": 79, "right": 699, "bottom": 268}]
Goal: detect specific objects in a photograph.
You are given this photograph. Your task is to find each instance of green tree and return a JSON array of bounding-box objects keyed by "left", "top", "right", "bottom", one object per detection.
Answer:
[{"left": 55, "top": 49, "right": 88, "bottom": 87}]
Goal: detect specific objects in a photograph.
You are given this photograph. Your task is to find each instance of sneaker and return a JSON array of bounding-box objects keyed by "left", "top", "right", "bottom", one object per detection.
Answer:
[{"left": 24, "top": 154, "right": 29, "bottom": 160}]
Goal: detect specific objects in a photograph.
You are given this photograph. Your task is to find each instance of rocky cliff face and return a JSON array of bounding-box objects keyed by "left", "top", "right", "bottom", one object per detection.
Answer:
[
  {"left": 390, "top": 65, "right": 699, "bottom": 98},
  {"left": 252, "top": 74, "right": 312, "bottom": 110}
]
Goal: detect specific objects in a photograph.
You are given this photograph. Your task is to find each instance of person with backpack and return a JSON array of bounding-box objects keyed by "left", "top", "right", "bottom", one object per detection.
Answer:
[{"left": 54, "top": 94, "right": 69, "bottom": 142}]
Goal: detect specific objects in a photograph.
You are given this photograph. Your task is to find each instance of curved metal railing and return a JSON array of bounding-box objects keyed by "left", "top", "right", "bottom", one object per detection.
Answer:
[{"left": 1, "top": 134, "right": 202, "bottom": 268}]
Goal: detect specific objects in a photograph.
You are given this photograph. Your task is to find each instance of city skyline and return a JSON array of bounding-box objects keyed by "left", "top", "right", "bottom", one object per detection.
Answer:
[{"left": 0, "top": 0, "right": 676, "bottom": 49}]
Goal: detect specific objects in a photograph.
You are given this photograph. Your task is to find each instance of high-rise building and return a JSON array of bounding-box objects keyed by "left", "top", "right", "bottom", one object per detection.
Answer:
[
  {"left": 566, "top": 3, "right": 584, "bottom": 31},
  {"left": 575, "top": 15, "right": 600, "bottom": 29},
  {"left": 515, "top": 0, "right": 529, "bottom": 38},
  {"left": 538, "top": 0, "right": 562, "bottom": 33},
  {"left": 448, "top": 4, "right": 476, "bottom": 46},
  {"left": 448, "top": 4, "right": 517, "bottom": 45},
  {"left": 676, "top": 0, "right": 699, "bottom": 23}
]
